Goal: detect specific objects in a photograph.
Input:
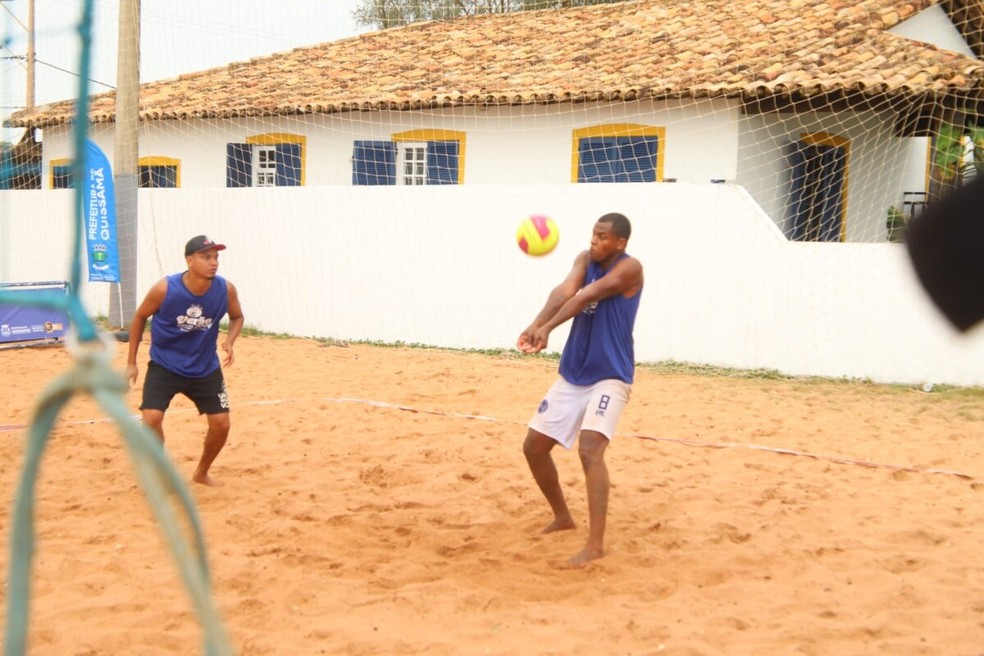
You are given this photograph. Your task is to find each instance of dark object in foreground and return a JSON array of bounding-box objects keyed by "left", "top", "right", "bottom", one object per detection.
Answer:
[
  {"left": 113, "top": 330, "right": 129, "bottom": 343},
  {"left": 906, "top": 177, "right": 984, "bottom": 332}
]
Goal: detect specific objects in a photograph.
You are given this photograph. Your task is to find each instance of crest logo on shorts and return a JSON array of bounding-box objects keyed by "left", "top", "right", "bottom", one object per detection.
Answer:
[
  {"left": 218, "top": 380, "right": 229, "bottom": 409},
  {"left": 537, "top": 399, "right": 549, "bottom": 413},
  {"left": 595, "top": 394, "right": 611, "bottom": 416}
]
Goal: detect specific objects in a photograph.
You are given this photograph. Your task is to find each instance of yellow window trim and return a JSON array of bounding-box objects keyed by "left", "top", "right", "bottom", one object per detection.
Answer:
[
  {"left": 49, "top": 157, "right": 72, "bottom": 189},
  {"left": 924, "top": 137, "right": 933, "bottom": 192},
  {"left": 800, "top": 132, "right": 850, "bottom": 242},
  {"left": 246, "top": 133, "right": 307, "bottom": 186},
  {"left": 391, "top": 129, "right": 466, "bottom": 184},
  {"left": 571, "top": 124, "right": 666, "bottom": 183},
  {"left": 139, "top": 156, "right": 181, "bottom": 187}
]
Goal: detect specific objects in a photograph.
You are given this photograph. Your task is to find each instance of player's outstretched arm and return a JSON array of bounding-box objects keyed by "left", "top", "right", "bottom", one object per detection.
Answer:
[
  {"left": 537, "top": 254, "right": 642, "bottom": 340},
  {"left": 126, "top": 278, "right": 167, "bottom": 386},
  {"left": 221, "top": 282, "right": 245, "bottom": 367},
  {"left": 517, "top": 251, "right": 589, "bottom": 353}
]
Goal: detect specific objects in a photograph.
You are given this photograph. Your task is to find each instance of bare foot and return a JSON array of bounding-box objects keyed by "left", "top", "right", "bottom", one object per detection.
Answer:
[
  {"left": 542, "top": 517, "right": 577, "bottom": 534},
  {"left": 192, "top": 471, "right": 222, "bottom": 486},
  {"left": 564, "top": 545, "right": 603, "bottom": 568}
]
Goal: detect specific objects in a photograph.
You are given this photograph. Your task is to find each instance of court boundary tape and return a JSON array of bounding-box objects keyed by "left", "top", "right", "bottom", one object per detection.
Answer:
[{"left": 2, "top": 395, "right": 976, "bottom": 481}]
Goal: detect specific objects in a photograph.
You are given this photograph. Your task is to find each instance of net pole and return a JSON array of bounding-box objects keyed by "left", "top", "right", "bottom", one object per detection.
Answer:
[{"left": 109, "top": 0, "right": 139, "bottom": 328}]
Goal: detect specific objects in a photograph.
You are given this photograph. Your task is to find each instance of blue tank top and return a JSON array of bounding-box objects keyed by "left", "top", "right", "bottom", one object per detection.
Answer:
[
  {"left": 558, "top": 254, "right": 641, "bottom": 385},
  {"left": 149, "top": 273, "right": 228, "bottom": 378}
]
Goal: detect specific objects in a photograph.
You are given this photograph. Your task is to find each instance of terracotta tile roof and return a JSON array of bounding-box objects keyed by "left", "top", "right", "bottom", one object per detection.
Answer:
[{"left": 9, "top": 0, "right": 984, "bottom": 128}]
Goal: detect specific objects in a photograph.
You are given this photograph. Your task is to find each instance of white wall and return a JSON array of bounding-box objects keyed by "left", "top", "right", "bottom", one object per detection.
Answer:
[
  {"left": 3, "top": 183, "right": 983, "bottom": 386},
  {"left": 890, "top": 3, "right": 977, "bottom": 57}
]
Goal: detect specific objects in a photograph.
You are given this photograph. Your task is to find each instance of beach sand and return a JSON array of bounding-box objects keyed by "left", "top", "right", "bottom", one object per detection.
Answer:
[{"left": 2, "top": 335, "right": 984, "bottom": 655}]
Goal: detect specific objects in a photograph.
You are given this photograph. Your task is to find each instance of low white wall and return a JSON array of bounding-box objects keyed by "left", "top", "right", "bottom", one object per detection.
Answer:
[{"left": 2, "top": 183, "right": 982, "bottom": 386}]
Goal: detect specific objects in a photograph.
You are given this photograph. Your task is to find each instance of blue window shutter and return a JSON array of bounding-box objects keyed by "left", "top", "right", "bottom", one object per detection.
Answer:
[
  {"left": 818, "top": 145, "right": 846, "bottom": 242},
  {"left": 139, "top": 166, "right": 177, "bottom": 188},
  {"left": 160, "top": 166, "right": 178, "bottom": 188},
  {"left": 352, "top": 141, "right": 396, "bottom": 185},
  {"left": 226, "top": 143, "right": 251, "bottom": 187},
  {"left": 578, "top": 138, "right": 616, "bottom": 183},
  {"left": 785, "top": 142, "right": 846, "bottom": 242},
  {"left": 426, "top": 141, "right": 459, "bottom": 185},
  {"left": 618, "top": 137, "right": 658, "bottom": 182},
  {"left": 53, "top": 165, "right": 73, "bottom": 189},
  {"left": 0, "top": 150, "right": 12, "bottom": 190},
  {"left": 275, "top": 143, "right": 302, "bottom": 186},
  {"left": 785, "top": 142, "right": 809, "bottom": 240}
]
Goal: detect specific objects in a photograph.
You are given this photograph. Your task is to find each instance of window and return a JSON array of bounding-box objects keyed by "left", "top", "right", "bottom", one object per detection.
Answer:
[
  {"left": 50, "top": 158, "right": 73, "bottom": 189},
  {"left": 226, "top": 133, "right": 305, "bottom": 187},
  {"left": 253, "top": 146, "right": 277, "bottom": 187},
  {"left": 785, "top": 132, "right": 850, "bottom": 242},
  {"left": 397, "top": 142, "right": 427, "bottom": 186},
  {"left": 138, "top": 157, "right": 180, "bottom": 188},
  {"left": 572, "top": 124, "right": 665, "bottom": 183},
  {"left": 353, "top": 130, "right": 464, "bottom": 185}
]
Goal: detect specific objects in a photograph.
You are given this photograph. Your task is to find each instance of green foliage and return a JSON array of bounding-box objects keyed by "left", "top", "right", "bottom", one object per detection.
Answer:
[
  {"left": 973, "top": 124, "right": 984, "bottom": 178},
  {"left": 886, "top": 205, "right": 907, "bottom": 243},
  {"left": 932, "top": 122, "right": 984, "bottom": 181},
  {"left": 933, "top": 122, "right": 966, "bottom": 182},
  {"left": 928, "top": 120, "right": 983, "bottom": 203}
]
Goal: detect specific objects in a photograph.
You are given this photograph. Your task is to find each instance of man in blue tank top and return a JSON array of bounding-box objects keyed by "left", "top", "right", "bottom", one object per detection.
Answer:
[
  {"left": 517, "top": 213, "right": 643, "bottom": 567},
  {"left": 126, "top": 235, "right": 245, "bottom": 486}
]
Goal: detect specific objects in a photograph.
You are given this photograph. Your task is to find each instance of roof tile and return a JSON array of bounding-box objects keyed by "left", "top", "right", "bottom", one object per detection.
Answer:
[{"left": 8, "top": 0, "right": 984, "bottom": 128}]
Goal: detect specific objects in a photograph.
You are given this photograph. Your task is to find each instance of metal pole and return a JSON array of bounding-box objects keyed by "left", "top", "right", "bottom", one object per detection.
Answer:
[{"left": 109, "top": 0, "right": 139, "bottom": 328}]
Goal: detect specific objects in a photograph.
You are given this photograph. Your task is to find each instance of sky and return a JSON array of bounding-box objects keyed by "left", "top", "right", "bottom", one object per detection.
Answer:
[{"left": 0, "top": 0, "right": 365, "bottom": 140}]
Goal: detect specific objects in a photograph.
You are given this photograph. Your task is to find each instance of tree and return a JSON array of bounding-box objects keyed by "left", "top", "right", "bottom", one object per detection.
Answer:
[
  {"left": 352, "top": 0, "right": 621, "bottom": 30},
  {"left": 928, "top": 121, "right": 984, "bottom": 204}
]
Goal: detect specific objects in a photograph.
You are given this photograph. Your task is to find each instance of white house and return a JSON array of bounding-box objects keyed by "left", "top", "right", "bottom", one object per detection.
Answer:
[
  {"left": 9, "top": 0, "right": 984, "bottom": 243},
  {"left": 4, "top": 0, "right": 984, "bottom": 386}
]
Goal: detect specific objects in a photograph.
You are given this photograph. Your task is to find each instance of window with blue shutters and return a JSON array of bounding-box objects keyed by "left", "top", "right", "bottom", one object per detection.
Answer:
[
  {"left": 139, "top": 157, "right": 180, "bottom": 188},
  {"left": 571, "top": 124, "right": 665, "bottom": 183},
  {"left": 226, "top": 134, "right": 305, "bottom": 187},
  {"left": 352, "top": 130, "right": 464, "bottom": 186},
  {"left": 785, "top": 132, "right": 849, "bottom": 242},
  {"left": 50, "top": 159, "right": 73, "bottom": 189}
]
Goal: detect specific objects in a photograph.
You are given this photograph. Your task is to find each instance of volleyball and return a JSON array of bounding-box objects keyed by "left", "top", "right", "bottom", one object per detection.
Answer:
[{"left": 516, "top": 215, "right": 559, "bottom": 256}]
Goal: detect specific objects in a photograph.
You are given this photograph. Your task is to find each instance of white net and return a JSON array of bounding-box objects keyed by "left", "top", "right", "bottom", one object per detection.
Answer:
[{"left": 2, "top": 0, "right": 984, "bottom": 384}]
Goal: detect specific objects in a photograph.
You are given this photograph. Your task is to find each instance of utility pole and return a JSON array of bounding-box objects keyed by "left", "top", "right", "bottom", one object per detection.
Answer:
[
  {"left": 25, "top": 0, "right": 32, "bottom": 109},
  {"left": 0, "top": 0, "right": 36, "bottom": 111},
  {"left": 109, "top": 0, "right": 139, "bottom": 327}
]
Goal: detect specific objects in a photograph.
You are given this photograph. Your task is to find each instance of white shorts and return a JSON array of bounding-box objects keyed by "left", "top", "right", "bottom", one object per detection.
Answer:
[{"left": 528, "top": 378, "right": 632, "bottom": 450}]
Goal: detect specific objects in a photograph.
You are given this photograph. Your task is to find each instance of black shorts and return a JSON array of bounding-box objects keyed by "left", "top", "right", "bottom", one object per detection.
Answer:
[{"left": 140, "top": 361, "right": 230, "bottom": 415}]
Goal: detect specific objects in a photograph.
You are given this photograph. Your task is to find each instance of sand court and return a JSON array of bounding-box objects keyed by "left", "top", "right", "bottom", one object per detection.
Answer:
[{"left": 3, "top": 335, "right": 984, "bottom": 654}]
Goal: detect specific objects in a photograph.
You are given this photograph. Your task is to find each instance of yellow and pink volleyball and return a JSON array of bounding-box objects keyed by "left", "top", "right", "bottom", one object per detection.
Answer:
[{"left": 516, "top": 214, "right": 560, "bottom": 256}]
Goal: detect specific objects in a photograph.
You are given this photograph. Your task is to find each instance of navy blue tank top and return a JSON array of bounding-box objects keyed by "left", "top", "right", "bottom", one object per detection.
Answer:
[
  {"left": 558, "top": 254, "right": 641, "bottom": 385},
  {"left": 149, "top": 273, "right": 228, "bottom": 378}
]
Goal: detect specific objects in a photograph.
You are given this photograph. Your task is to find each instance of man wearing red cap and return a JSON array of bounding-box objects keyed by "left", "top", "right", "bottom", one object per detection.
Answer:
[{"left": 126, "top": 235, "right": 245, "bottom": 486}]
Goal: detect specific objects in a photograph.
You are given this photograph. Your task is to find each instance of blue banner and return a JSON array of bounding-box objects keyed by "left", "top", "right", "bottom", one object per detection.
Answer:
[
  {"left": 0, "top": 282, "right": 69, "bottom": 345},
  {"left": 83, "top": 139, "right": 119, "bottom": 282}
]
